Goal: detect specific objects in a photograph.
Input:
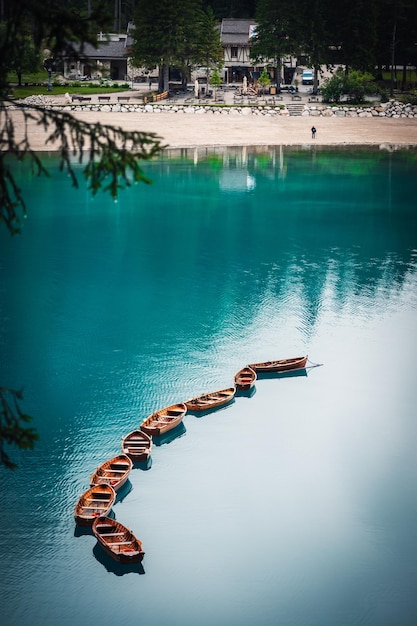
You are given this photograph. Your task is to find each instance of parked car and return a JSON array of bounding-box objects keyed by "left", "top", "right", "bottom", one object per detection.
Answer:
[{"left": 302, "top": 69, "right": 313, "bottom": 85}]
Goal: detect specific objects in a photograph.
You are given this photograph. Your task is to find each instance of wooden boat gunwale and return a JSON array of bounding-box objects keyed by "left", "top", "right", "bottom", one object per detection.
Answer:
[
  {"left": 234, "top": 366, "right": 257, "bottom": 390},
  {"left": 140, "top": 402, "right": 187, "bottom": 436},
  {"left": 92, "top": 516, "right": 145, "bottom": 563},
  {"left": 90, "top": 454, "right": 133, "bottom": 491},
  {"left": 74, "top": 484, "right": 116, "bottom": 526},
  {"left": 121, "top": 429, "right": 153, "bottom": 462},
  {"left": 248, "top": 355, "right": 308, "bottom": 373},
  {"left": 185, "top": 386, "right": 236, "bottom": 412}
]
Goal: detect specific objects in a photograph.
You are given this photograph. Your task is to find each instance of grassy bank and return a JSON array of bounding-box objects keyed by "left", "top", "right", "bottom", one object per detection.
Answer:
[
  {"left": 9, "top": 84, "right": 131, "bottom": 99},
  {"left": 7, "top": 71, "right": 132, "bottom": 99}
]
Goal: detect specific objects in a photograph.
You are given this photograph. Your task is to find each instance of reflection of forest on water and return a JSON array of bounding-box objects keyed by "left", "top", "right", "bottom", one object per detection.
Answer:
[
  {"left": 4, "top": 148, "right": 417, "bottom": 349},
  {"left": 138, "top": 147, "right": 417, "bottom": 338}
]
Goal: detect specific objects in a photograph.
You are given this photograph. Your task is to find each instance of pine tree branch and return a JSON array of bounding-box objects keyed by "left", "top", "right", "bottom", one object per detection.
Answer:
[
  {"left": 0, "top": 100, "right": 165, "bottom": 234},
  {"left": 0, "top": 387, "right": 39, "bottom": 470}
]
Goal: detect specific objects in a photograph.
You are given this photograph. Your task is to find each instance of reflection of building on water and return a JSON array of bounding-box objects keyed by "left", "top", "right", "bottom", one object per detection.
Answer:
[
  {"left": 165, "top": 146, "right": 292, "bottom": 183},
  {"left": 170, "top": 146, "right": 286, "bottom": 171},
  {"left": 278, "top": 144, "right": 287, "bottom": 178},
  {"left": 219, "top": 170, "right": 256, "bottom": 192},
  {"left": 218, "top": 146, "right": 255, "bottom": 191}
]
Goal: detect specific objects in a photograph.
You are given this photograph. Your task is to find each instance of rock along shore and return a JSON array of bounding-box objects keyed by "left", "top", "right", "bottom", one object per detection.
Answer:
[{"left": 8, "top": 96, "right": 417, "bottom": 119}]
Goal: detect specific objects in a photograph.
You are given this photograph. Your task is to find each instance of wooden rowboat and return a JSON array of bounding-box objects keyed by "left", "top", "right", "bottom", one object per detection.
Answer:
[
  {"left": 90, "top": 454, "right": 132, "bottom": 491},
  {"left": 234, "top": 366, "right": 257, "bottom": 390},
  {"left": 185, "top": 387, "right": 236, "bottom": 412},
  {"left": 74, "top": 484, "right": 116, "bottom": 527},
  {"left": 249, "top": 355, "right": 308, "bottom": 373},
  {"left": 92, "top": 516, "right": 145, "bottom": 564},
  {"left": 140, "top": 403, "right": 187, "bottom": 437},
  {"left": 122, "top": 429, "right": 152, "bottom": 462}
]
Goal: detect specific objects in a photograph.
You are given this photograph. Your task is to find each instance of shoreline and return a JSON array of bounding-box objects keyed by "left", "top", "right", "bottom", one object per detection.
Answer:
[{"left": 4, "top": 108, "right": 417, "bottom": 151}]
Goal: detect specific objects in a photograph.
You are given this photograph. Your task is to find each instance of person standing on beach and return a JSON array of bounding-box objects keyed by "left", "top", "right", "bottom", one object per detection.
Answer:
[{"left": 311, "top": 126, "right": 317, "bottom": 139}]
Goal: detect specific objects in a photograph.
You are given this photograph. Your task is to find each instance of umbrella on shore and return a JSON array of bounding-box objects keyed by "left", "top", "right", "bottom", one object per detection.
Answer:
[
  {"left": 243, "top": 75, "right": 247, "bottom": 94},
  {"left": 195, "top": 79, "right": 199, "bottom": 98}
]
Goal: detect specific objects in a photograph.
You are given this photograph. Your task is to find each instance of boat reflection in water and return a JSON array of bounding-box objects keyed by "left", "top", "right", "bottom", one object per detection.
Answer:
[
  {"left": 189, "top": 398, "right": 236, "bottom": 419},
  {"left": 93, "top": 543, "right": 145, "bottom": 577},
  {"left": 74, "top": 525, "right": 94, "bottom": 538},
  {"left": 131, "top": 457, "right": 152, "bottom": 471},
  {"left": 114, "top": 479, "right": 133, "bottom": 504},
  {"left": 235, "top": 385, "right": 257, "bottom": 399},
  {"left": 255, "top": 367, "right": 309, "bottom": 381},
  {"left": 152, "top": 422, "right": 187, "bottom": 446}
]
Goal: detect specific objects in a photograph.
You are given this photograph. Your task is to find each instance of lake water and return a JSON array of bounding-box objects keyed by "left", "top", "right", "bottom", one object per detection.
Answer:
[{"left": 1, "top": 146, "right": 417, "bottom": 626}]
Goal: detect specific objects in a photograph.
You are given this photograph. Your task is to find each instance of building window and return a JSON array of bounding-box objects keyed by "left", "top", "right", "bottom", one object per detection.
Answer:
[{"left": 231, "top": 47, "right": 238, "bottom": 59}]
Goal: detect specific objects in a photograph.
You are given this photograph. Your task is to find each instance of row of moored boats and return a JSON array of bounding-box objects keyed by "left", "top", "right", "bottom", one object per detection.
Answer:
[{"left": 74, "top": 355, "right": 309, "bottom": 564}]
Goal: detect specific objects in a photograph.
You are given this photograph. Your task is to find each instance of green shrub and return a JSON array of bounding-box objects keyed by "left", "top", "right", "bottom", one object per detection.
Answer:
[
  {"left": 321, "top": 69, "right": 345, "bottom": 103},
  {"left": 344, "top": 70, "right": 374, "bottom": 103},
  {"left": 397, "top": 90, "right": 417, "bottom": 105},
  {"left": 210, "top": 68, "right": 222, "bottom": 90},
  {"left": 321, "top": 68, "right": 374, "bottom": 104},
  {"left": 258, "top": 67, "right": 271, "bottom": 94},
  {"left": 376, "top": 84, "right": 389, "bottom": 102}
]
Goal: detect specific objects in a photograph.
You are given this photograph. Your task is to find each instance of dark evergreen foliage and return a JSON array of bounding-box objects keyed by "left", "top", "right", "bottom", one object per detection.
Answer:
[
  {"left": 251, "top": 0, "right": 417, "bottom": 87},
  {"left": 131, "top": 0, "right": 223, "bottom": 90},
  {"left": 250, "top": 0, "right": 299, "bottom": 83},
  {"left": 203, "top": 1, "right": 256, "bottom": 19}
]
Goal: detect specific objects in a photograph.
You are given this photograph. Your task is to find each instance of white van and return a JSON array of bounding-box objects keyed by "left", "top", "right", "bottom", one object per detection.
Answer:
[{"left": 301, "top": 69, "right": 313, "bottom": 85}]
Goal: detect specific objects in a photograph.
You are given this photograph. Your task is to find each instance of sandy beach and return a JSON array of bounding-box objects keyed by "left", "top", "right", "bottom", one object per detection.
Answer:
[
  {"left": 73, "top": 111, "right": 417, "bottom": 148},
  {"left": 7, "top": 106, "right": 417, "bottom": 151}
]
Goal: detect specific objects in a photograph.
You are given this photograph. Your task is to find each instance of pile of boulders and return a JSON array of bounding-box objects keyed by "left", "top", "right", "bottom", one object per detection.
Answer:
[{"left": 19, "top": 94, "right": 55, "bottom": 106}]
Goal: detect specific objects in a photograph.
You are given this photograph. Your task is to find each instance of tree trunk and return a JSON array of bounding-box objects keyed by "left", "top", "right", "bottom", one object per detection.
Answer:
[
  {"left": 114, "top": 0, "right": 121, "bottom": 32},
  {"left": 159, "top": 64, "right": 169, "bottom": 92},
  {"left": 313, "top": 67, "right": 319, "bottom": 94},
  {"left": 275, "top": 57, "right": 282, "bottom": 87},
  {"left": 205, "top": 55, "right": 210, "bottom": 96},
  {"left": 401, "top": 64, "right": 407, "bottom": 91},
  {"left": 390, "top": 20, "right": 397, "bottom": 97}
]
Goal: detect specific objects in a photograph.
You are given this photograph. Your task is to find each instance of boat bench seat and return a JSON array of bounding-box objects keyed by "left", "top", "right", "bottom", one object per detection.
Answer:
[{"left": 102, "top": 532, "right": 125, "bottom": 537}]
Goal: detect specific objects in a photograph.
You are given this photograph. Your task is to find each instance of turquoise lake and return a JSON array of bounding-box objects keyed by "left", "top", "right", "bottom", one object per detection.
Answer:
[{"left": 1, "top": 146, "right": 417, "bottom": 626}]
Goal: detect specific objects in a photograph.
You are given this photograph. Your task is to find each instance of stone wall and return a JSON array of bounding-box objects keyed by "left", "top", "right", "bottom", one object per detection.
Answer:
[
  {"left": 304, "top": 100, "right": 417, "bottom": 118},
  {"left": 8, "top": 96, "right": 417, "bottom": 118},
  {"left": 58, "top": 100, "right": 417, "bottom": 118}
]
